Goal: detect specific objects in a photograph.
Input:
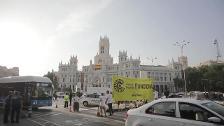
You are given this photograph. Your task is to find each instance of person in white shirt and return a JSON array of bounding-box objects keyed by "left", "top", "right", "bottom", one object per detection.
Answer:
[
  {"left": 154, "top": 90, "right": 158, "bottom": 100},
  {"left": 105, "top": 90, "right": 113, "bottom": 116},
  {"left": 73, "top": 94, "right": 80, "bottom": 112},
  {"left": 99, "top": 93, "right": 107, "bottom": 117}
]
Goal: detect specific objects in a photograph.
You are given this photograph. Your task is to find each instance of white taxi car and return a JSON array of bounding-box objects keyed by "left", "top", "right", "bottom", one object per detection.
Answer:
[
  {"left": 125, "top": 98, "right": 224, "bottom": 126},
  {"left": 79, "top": 93, "right": 100, "bottom": 106}
]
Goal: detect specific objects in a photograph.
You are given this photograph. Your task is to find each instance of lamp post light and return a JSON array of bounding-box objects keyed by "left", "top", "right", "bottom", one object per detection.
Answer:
[
  {"left": 146, "top": 57, "right": 158, "bottom": 65},
  {"left": 173, "top": 40, "right": 190, "bottom": 96},
  {"left": 173, "top": 40, "right": 190, "bottom": 57}
]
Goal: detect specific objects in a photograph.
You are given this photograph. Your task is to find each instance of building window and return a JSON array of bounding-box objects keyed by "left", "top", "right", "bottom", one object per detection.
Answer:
[
  {"left": 126, "top": 72, "right": 128, "bottom": 77},
  {"left": 101, "top": 46, "right": 104, "bottom": 53},
  {"left": 156, "top": 85, "right": 159, "bottom": 92},
  {"left": 160, "top": 73, "right": 163, "bottom": 76},
  {"left": 160, "top": 85, "right": 164, "bottom": 92},
  {"left": 63, "top": 78, "right": 65, "bottom": 82},
  {"left": 126, "top": 64, "right": 129, "bottom": 68},
  {"left": 160, "top": 77, "right": 163, "bottom": 81},
  {"left": 165, "top": 85, "right": 168, "bottom": 90},
  {"left": 147, "top": 72, "right": 151, "bottom": 78}
]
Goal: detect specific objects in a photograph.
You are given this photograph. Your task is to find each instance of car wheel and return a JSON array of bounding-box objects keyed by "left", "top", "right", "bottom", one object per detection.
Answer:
[{"left": 83, "top": 101, "right": 88, "bottom": 106}]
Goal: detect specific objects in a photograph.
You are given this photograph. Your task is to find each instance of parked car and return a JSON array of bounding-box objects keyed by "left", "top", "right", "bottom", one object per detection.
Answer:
[
  {"left": 55, "top": 92, "right": 65, "bottom": 98},
  {"left": 125, "top": 98, "right": 224, "bottom": 126},
  {"left": 79, "top": 93, "right": 101, "bottom": 106},
  {"left": 168, "top": 93, "right": 183, "bottom": 98}
]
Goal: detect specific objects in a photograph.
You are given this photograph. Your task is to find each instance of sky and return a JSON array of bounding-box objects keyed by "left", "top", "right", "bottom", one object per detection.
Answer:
[{"left": 0, "top": 0, "right": 223, "bottom": 76}]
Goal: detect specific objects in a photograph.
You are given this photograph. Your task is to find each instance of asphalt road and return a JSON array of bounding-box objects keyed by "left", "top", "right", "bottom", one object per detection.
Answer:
[{"left": 0, "top": 106, "right": 125, "bottom": 126}]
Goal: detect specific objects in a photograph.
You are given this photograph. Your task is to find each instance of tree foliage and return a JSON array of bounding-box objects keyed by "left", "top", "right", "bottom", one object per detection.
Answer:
[
  {"left": 174, "top": 64, "right": 224, "bottom": 92},
  {"left": 43, "top": 70, "right": 59, "bottom": 91}
]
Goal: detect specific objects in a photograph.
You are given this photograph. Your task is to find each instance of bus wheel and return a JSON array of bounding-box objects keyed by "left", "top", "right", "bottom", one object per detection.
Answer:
[{"left": 83, "top": 101, "right": 88, "bottom": 106}]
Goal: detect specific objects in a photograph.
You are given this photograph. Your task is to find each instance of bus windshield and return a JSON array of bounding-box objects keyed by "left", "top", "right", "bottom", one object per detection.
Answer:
[{"left": 33, "top": 83, "right": 52, "bottom": 99}]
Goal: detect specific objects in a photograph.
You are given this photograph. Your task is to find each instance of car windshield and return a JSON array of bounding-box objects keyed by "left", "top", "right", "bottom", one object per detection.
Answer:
[{"left": 202, "top": 101, "right": 224, "bottom": 117}]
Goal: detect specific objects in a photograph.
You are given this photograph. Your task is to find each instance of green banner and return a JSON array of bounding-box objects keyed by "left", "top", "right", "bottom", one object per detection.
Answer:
[{"left": 112, "top": 76, "right": 154, "bottom": 101}]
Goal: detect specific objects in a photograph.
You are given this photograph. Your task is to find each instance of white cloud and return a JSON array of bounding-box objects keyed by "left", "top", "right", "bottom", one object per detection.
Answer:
[{"left": 55, "top": 0, "right": 111, "bottom": 34}]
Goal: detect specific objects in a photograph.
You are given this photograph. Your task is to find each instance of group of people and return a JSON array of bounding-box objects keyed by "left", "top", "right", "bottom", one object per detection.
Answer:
[
  {"left": 3, "top": 90, "right": 23, "bottom": 124},
  {"left": 61, "top": 90, "right": 113, "bottom": 117},
  {"left": 63, "top": 92, "right": 81, "bottom": 112}
]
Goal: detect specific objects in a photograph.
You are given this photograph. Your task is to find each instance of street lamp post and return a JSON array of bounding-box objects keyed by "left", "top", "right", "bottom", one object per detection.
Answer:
[
  {"left": 173, "top": 40, "right": 190, "bottom": 57},
  {"left": 183, "top": 69, "right": 187, "bottom": 95},
  {"left": 173, "top": 40, "right": 190, "bottom": 96},
  {"left": 146, "top": 57, "right": 158, "bottom": 65}
]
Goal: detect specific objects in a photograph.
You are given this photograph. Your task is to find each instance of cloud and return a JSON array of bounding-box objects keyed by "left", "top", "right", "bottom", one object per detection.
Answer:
[{"left": 55, "top": 0, "right": 112, "bottom": 34}]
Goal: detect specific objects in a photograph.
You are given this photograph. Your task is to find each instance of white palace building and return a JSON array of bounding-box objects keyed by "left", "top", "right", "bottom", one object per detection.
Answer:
[{"left": 57, "top": 36, "right": 184, "bottom": 95}]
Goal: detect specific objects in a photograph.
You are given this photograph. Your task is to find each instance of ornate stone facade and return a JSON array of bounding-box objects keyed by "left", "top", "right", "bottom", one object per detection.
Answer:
[
  {"left": 0, "top": 66, "right": 19, "bottom": 78},
  {"left": 82, "top": 36, "right": 141, "bottom": 94},
  {"left": 57, "top": 36, "right": 183, "bottom": 94},
  {"left": 57, "top": 56, "right": 81, "bottom": 92}
]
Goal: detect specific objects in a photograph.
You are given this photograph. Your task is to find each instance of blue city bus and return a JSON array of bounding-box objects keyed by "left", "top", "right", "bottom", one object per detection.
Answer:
[{"left": 0, "top": 76, "right": 53, "bottom": 108}]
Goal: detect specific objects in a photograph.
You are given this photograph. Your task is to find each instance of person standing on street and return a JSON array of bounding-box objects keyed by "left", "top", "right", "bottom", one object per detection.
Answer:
[
  {"left": 72, "top": 93, "right": 80, "bottom": 112},
  {"left": 99, "top": 93, "right": 107, "bottom": 117},
  {"left": 69, "top": 92, "right": 72, "bottom": 106},
  {"left": 54, "top": 94, "right": 58, "bottom": 108},
  {"left": 3, "top": 91, "right": 13, "bottom": 124},
  {"left": 164, "top": 89, "right": 170, "bottom": 98},
  {"left": 11, "top": 91, "right": 23, "bottom": 123},
  {"left": 105, "top": 91, "right": 113, "bottom": 116},
  {"left": 154, "top": 90, "right": 159, "bottom": 100},
  {"left": 64, "top": 93, "right": 69, "bottom": 108}
]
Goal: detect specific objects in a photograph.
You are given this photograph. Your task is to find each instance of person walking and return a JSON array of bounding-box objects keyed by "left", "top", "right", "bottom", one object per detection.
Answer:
[
  {"left": 154, "top": 90, "right": 159, "bottom": 100},
  {"left": 64, "top": 93, "right": 69, "bottom": 108},
  {"left": 72, "top": 93, "right": 80, "bottom": 112},
  {"left": 3, "top": 91, "right": 13, "bottom": 124},
  {"left": 164, "top": 89, "right": 170, "bottom": 98},
  {"left": 55, "top": 94, "right": 58, "bottom": 108},
  {"left": 69, "top": 92, "right": 72, "bottom": 106},
  {"left": 105, "top": 91, "right": 113, "bottom": 116},
  {"left": 11, "top": 91, "right": 23, "bottom": 123},
  {"left": 99, "top": 93, "right": 107, "bottom": 117}
]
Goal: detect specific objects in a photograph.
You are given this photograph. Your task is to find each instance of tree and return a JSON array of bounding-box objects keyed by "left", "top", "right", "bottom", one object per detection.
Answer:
[
  {"left": 203, "top": 64, "right": 224, "bottom": 91},
  {"left": 43, "top": 70, "right": 59, "bottom": 91},
  {"left": 184, "top": 64, "right": 224, "bottom": 92},
  {"left": 173, "top": 77, "right": 184, "bottom": 92},
  {"left": 185, "top": 67, "right": 202, "bottom": 91}
]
